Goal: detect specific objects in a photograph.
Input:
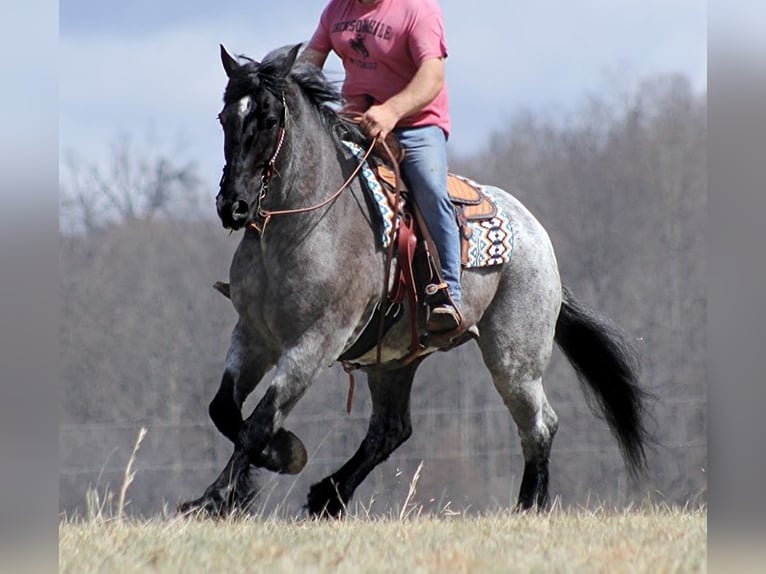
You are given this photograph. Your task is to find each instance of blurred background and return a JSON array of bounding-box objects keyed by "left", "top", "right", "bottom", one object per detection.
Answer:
[{"left": 59, "top": 0, "right": 706, "bottom": 516}]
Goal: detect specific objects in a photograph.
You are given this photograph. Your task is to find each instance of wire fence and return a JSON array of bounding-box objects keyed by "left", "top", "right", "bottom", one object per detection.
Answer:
[
  {"left": 60, "top": 395, "right": 706, "bottom": 432},
  {"left": 59, "top": 443, "right": 708, "bottom": 477},
  {"left": 59, "top": 395, "right": 707, "bottom": 515}
]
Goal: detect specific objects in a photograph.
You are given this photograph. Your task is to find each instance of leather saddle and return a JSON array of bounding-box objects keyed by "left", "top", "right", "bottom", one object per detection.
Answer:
[
  {"left": 373, "top": 165, "right": 498, "bottom": 266},
  {"left": 335, "top": 161, "right": 494, "bottom": 371}
]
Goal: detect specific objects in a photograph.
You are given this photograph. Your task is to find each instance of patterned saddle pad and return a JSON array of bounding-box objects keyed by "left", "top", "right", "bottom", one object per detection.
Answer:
[{"left": 342, "top": 141, "right": 514, "bottom": 268}]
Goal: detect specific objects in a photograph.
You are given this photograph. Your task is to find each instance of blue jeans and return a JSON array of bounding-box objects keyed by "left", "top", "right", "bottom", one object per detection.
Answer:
[{"left": 394, "top": 126, "right": 462, "bottom": 307}]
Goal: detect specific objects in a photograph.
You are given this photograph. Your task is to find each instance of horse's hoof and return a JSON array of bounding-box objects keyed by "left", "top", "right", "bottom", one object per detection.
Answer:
[
  {"left": 305, "top": 478, "right": 346, "bottom": 519},
  {"left": 177, "top": 499, "right": 202, "bottom": 517},
  {"left": 295, "top": 505, "right": 313, "bottom": 522},
  {"left": 259, "top": 429, "right": 308, "bottom": 475},
  {"left": 176, "top": 496, "right": 224, "bottom": 519},
  {"left": 295, "top": 504, "right": 340, "bottom": 521}
]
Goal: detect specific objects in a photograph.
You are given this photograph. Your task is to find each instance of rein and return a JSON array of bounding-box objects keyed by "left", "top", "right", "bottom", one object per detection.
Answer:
[{"left": 248, "top": 102, "right": 378, "bottom": 235}]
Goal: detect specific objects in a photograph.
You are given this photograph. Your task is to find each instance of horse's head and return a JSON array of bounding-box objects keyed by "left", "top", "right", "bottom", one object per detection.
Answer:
[{"left": 215, "top": 44, "right": 301, "bottom": 229}]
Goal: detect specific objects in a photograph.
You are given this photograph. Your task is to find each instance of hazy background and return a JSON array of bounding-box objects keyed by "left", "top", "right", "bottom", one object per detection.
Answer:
[
  {"left": 60, "top": 1, "right": 707, "bottom": 189},
  {"left": 58, "top": 1, "right": 707, "bottom": 517}
]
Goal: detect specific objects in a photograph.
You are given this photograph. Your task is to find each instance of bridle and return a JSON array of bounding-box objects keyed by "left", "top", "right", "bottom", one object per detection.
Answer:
[{"left": 247, "top": 93, "right": 377, "bottom": 236}]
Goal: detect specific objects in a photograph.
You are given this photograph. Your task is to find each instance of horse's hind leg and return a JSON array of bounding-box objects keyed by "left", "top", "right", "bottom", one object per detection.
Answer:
[
  {"left": 305, "top": 359, "right": 421, "bottom": 518},
  {"left": 478, "top": 333, "right": 559, "bottom": 511}
]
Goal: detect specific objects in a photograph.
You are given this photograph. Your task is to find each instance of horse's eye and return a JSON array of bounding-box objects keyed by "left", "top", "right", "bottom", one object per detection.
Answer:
[{"left": 261, "top": 116, "right": 278, "bottom": 130}]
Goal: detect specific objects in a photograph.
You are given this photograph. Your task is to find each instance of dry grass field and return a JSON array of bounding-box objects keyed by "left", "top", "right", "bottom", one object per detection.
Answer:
[{"left": 60, "top": 505, "right": 706, "bottom": 574}]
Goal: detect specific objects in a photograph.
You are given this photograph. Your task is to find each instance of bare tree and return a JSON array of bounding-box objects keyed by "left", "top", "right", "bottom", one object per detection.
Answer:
[{"left": 60, "top": 133, "right": 205, "bottom": 235}]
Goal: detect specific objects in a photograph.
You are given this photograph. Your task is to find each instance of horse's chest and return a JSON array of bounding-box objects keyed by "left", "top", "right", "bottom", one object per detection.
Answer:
[{"left": 229, "top": 266, "right": 318, "bottom": 334}]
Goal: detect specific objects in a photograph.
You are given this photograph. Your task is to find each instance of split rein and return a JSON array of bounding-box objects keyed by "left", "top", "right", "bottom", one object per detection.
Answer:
[{"left": 248, "top": 101, "right": 384, "bottom": 236}]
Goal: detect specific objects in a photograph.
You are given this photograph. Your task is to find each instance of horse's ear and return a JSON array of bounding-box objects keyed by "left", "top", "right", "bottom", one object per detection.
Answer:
[
  {"left": 220, "top": 44, "right": 240, "bottom": 77},
  {"left": 276, "top": 43, "right": 303, "bottom": 77}
]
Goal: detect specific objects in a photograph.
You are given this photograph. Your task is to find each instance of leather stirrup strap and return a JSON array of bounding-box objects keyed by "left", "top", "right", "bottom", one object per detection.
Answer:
[
  {"left": 376, "top": 137, "right": 406, "bottom": 365},
  {"left": 337, "top": 122, "right": 423, "bottom": 366},
  {"left": 396, "top": 214, "right": 420, "bottom": 354}
]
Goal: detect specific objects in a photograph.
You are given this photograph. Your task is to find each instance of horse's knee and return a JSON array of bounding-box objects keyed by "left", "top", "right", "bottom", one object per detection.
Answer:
[{"left": 209, "top": 373, "right": 243, "bottom": 443}]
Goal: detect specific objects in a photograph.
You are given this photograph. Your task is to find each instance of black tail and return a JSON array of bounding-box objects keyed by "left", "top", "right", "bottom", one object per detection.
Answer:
[{"left": 555, "top": 285, "right": 649, "bottom": 475}]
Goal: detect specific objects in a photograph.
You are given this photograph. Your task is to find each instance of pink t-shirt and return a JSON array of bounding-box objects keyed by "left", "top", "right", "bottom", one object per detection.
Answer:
[{"left": 307, "top": 0, "right": 450, "bottom": 135}]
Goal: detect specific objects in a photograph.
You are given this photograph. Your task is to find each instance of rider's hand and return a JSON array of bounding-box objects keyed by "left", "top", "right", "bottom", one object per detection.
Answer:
[{"left": 361, "top": 104, "right": 400, "bottom": 141}]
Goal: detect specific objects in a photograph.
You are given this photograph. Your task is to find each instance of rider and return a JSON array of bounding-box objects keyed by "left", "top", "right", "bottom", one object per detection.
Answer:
[{"left": 301, "top": 0, "right": 464, "bottom": 334}]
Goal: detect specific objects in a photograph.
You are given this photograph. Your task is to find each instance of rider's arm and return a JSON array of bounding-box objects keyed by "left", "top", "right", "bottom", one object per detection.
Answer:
[
  {"left": 361, "top": 57, "right": 445, "bottom": 140},
  {"left": 385, "top": 57, "right": 445, "bottom": 120},
  {"left": 299, "top": 47, "right": 328, "bottom": 69}
]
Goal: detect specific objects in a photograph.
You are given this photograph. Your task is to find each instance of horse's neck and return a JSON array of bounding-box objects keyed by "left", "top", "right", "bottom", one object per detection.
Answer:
[
  {"left": 253, "top": 105, "right": 363, "bottom": 234},
  {"left": 274, "top": 105, "right": 363, "bottom": 213}
]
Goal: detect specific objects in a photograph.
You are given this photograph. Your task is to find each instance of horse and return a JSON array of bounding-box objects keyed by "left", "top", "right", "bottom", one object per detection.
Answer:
[{"left": 178, "top": 44, "right": 649, "bottom": 518}]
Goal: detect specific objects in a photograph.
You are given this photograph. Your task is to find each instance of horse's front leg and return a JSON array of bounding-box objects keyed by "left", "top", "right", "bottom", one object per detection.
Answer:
[
  {"left": 180, "top": 335, "right": 328, "bottom": 517},
  {"left": 207, "top": 322, "right": 274, "bottom": 443},
  {"left": 177, "top": 322, "right": 269, "bottom": 516}
]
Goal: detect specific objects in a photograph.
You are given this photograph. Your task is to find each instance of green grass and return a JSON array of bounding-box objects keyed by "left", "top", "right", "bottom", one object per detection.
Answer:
[{"left": 59, "top": 505, "right": 706, "bottom": 573}]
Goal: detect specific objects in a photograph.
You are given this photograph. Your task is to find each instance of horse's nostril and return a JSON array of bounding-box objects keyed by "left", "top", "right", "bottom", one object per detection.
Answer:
[{"left": 231, "top": 200, "right": 249, "bottom": 220}]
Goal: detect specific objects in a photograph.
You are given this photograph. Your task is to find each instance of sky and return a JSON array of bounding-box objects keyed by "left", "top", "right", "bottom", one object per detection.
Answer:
[{"left": 59, "top": 1, "right": 708, "bottom": 187}]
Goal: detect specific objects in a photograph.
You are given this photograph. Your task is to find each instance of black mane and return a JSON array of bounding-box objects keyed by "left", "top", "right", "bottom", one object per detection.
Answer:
[{"left": 223, "top": 46, "right": 369, "bottom": 150}]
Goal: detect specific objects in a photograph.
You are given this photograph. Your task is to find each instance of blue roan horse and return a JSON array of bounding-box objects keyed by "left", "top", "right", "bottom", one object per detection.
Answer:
[{"left": 178, "top": 45, "right": 649, "bottom": 517}]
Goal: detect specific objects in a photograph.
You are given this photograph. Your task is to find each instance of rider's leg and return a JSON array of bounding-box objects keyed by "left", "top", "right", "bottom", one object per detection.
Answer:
[{"left": 394, "top": 125, "right": 463, "bottom": 331}]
